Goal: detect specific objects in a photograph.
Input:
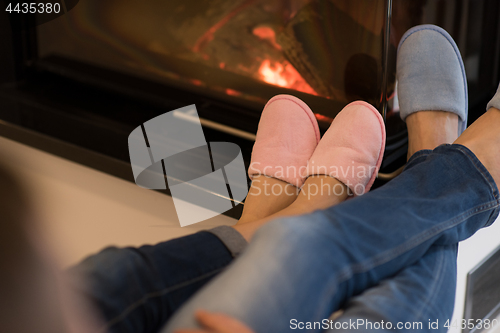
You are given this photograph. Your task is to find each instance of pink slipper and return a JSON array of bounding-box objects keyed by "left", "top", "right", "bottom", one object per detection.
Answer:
[
  {"left": 306, "top": 101, "right": 386, "bottom": 196},
  {"left": 248, "top": 95, "right": 320, "bottom": 188}
]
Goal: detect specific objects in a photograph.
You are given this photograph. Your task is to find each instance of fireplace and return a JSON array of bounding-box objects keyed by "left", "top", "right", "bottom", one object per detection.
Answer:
[
  {"left": 36, "top": 0, "right": 390, "bottom": 120},
  {"left": 1, "top": 0, "right": 500, "bottom": 201}
]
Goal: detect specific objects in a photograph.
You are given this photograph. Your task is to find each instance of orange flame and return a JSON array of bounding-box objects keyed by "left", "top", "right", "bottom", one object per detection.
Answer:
[
  {"left": 258, "top": 59, "right": 317, "bottom": 96},
  {"left": 252, "top": 26, "right": 282, "bottom": 50}
]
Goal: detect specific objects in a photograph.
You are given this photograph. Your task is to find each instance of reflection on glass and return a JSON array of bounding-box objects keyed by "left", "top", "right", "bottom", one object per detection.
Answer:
[
  {"left": 34, "top": 0, "right": 499, "bottom": 172},
  {"left": 38, "top": 0, "right": 388, "bottom": 118}
]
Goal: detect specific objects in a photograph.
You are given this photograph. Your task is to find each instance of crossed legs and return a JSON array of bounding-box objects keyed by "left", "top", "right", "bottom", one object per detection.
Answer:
[{"left": 165, "top": 115, "right": 500, "bottom": 333}]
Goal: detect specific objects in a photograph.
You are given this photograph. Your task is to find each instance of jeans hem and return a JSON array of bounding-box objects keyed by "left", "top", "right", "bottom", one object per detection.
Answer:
[{"left": 451, "top": 144, "right": 500, "bottom": 226}]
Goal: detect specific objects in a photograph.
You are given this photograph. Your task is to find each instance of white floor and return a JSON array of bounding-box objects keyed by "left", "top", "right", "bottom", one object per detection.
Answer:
[{"left": 0, "top": 135, "right": 236, "bottom": 268}]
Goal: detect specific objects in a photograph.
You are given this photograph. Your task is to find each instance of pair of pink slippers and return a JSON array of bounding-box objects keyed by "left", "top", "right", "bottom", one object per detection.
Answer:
[{"left": 248, "top": 95, "right": 386, "bottom": 196}]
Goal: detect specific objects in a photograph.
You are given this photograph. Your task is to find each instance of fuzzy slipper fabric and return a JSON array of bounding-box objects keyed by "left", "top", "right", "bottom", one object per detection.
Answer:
[
  {"left": 305, "top": 101, "right": 386, "bottom": 196},
  {"left": 248, "top": 95, "right": 320, "bottom": 188},
  {"left": 397, "top": 24, "right": 468, "bottom": 134},
  {"left": 487, "top": 82, "right": 500, "bottom": 111}
]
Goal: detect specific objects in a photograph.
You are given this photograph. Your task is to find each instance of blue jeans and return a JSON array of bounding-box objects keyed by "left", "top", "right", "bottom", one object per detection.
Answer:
[
  {"left": 69, "top": 231, "right": 236, "bottom": 333},
  {"left": 163, "top": 144, "right": 500, "bottom": 333},
  {"left": 328, "top": 243, "right": 458, "bottom": 332}
]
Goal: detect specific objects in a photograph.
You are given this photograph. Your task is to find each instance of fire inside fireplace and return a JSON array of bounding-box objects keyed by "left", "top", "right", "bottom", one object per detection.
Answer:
[
  {"left": 257, "top": 58, "right": 317, "bottom": 96},
  {"left": 6, "top": 0, "right": 499, "bottom": 183},
  {"left": 37, "top": 0, "right": 391, "bottom": 123}
]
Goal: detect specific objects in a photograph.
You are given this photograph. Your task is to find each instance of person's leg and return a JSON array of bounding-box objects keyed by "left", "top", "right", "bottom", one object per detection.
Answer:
[
  {"left": 70, "top": 166, "right": 303, "bottom": 333},
  {"left": 69, "top": 177, "right": 351, "bottom": 333},
  {"left": 69, "top": 231, "right": 240, "bottom": 333},
  {"left": 406, "top": 111, "right": 458, "bottom": 159},
  {"left": 234, "top": 175, "right": 348, "bottom": 242},
  {"left": 323, "top": 26, "right": 500, "bottom": 333},
  {"left": 70, "top": 173, "right": 350, "bottom": 333},
  {"left": 71, "top": 94, "right": 345, "bottom": 333},
  {"left": 328, "top": 244, "right": 458, "bottom": 333},
  {"left": 454, "top": 106, "right": 500, "bottom": 187},
  {"left": 323, "top": 24, "right": 468, "bottom": 333},
  {"left": 73, "top": 155, "right": 357, "bottom": 333},
  {"left": 165, "top": 130, "right": 497, "bottom": 333},
  {"left": 71, "top": 171, "right": 307, "bottom": 333},
  {"left": 330, "top": 45, "right": 500, "bottom": 333},
  {"left": 164, "top": 137, "right": 499, "bottom": 333},
  {"left": 237, "top": 99, "right": 385, "bottom": 242}
]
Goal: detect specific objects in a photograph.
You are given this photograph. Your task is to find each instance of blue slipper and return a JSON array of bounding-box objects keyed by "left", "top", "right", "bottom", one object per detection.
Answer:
[{"left": 397, "top": 24, "right": 468, "bottom": 134}]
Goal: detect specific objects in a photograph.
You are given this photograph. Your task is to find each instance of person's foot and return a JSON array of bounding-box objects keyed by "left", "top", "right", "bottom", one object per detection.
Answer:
[
  {"left": 406, "top": 111, "right": 458, "bottom": 159},
  {"left": 397, "top": 25, "right": 468, "bottom": 159},
  {"left": 306, "top": 101, "right": 386, "bottom": 196},
  {"left": 247, "top": 94, "right": 320, "bottom": 188},
  {"left": 238, "top": 175, "right": 298, "bottom": 224},
  {"left": 235, "top": 101, "right": 385, "bottom": 239},
  {"left": 239, "top": 95, "right": 320, "bottom": 224},
  {"left": 454, "top": 107, "right": 500, "bottom": 187},
  {"left": 287, "top": 175, "right": 349, "bottom": 213}
]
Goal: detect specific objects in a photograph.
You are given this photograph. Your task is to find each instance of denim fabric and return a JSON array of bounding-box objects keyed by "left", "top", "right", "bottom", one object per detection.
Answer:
[
  {"left": 329, "top": 244, "right": 458, "bottom": 332},
  {"left": 164, "top": 144, "right": 500, "bottom": 333},
  {"left": 69, "top": 231, "right": 234, "bottom": 333},
  {"left": 328, "top": 151, "right": 459, "bottom": 333}
]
